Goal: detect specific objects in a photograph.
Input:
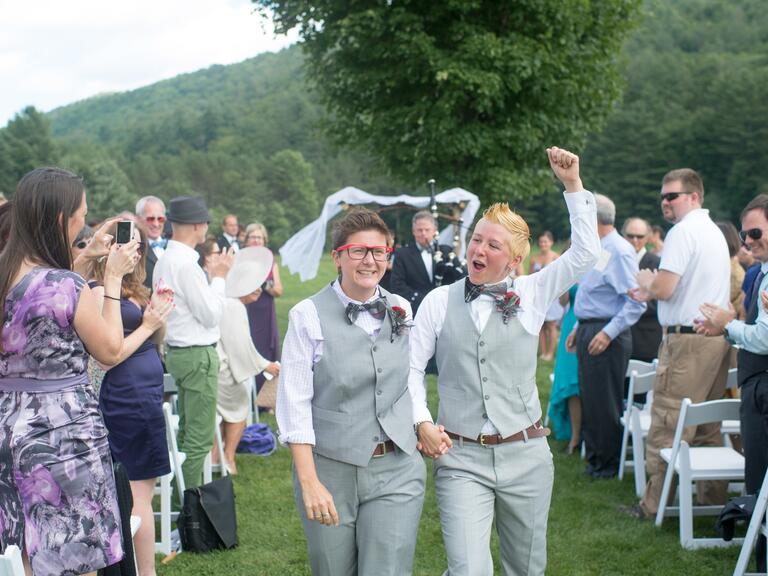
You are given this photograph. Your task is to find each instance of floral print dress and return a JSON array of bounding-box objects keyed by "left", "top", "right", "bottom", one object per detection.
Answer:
[{"left": 0, "top": 268, "right": 124, "bottom": 576}]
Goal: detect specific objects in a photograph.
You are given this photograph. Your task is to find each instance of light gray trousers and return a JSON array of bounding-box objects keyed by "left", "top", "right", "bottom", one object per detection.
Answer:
[
  {"left": 434, "top": 436, "right": 554, "bottom": 576},
  {"left": 294, "top": 449, "right": 426, "bottom": 576}
]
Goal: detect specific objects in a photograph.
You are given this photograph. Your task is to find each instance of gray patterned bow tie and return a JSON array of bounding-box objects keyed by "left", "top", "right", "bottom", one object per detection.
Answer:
[{"left": 345, "top": 298, "right": 387, "bottom": 324}]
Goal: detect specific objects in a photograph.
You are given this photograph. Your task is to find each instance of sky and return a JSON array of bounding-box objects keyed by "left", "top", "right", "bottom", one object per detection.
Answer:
[{"left": 0, "top": 0, "right": 298, "bottom": 126}]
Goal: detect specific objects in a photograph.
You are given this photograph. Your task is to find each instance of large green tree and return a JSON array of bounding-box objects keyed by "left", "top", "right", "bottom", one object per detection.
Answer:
[
  {"left": 255, "top": 0, "right": 641, "bottom": 203},
  {"left": 0, "top": 107, "right": 59, "bottom": 196}
]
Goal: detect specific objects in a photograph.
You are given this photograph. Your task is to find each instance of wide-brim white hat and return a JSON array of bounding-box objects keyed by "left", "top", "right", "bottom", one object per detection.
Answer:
[{"left": 225, "top": 246, "right": 274, "bottom": 298}]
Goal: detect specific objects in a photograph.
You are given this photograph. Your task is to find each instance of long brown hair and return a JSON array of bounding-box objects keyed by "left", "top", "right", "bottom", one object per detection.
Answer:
[
  {"left": 87, "top": 221, "right": 150, "bottom": 306},
  {"left": 0, "top": 167, "right": 85, "bottom": 348}
]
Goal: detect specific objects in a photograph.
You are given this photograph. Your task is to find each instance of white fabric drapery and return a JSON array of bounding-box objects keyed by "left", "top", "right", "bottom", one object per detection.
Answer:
[{"left": 279, "top": 187, "right": 480, "bottom": 282}]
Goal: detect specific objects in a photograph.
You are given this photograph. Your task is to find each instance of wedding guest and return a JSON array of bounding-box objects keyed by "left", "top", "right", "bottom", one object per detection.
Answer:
[
  {"left": 153, "top": 196, "right": 234, "bottom": 490},
  {"left": 650, "top": 224, "right": 665, "bottom": 255},
  {"left": 412, "top": 147, "right": 600, "bottom": 576},
  {"left": 696, "top": 195, "right": 768, "bottom": 572},
  {"left": 629, "top": 168, "right": 731, "bottom": 520},
  {"left": 72, "top": 225, "right": 95, "bottom": 262},
  {"left": 244, "top": 222, "right": 282, "bottom": 393},
  {"left": 718, "top": 221, "right": 746, "bottom": 315},
  {"left": 622, "top": 217, "right": 662, "bottom": 365},
  {"left": 0, "top": 167, "right": 139, "bottom": 575},
  {"left": 217, "top": 214, "right": 241, "bottom": 252},
  {"left": 216, "top": 247, "right": 280, "bottom": 474},
  {"left": 549, "top": 281, "right": 581, "bottom": 454},
  {"left": 529, "top": 231, "right": 562, "bottom": 361},
  {"left": 195, "top": 236, "right": 222, "bottom": 273},
  {"left": 87, "top": 222, "right": 174, "bottom": 576},
  {"left": 136, "top": 195, "right": 167, "bottom": 290},
  {"left": 278, "top": 208, "right": 425, "bottom": 576},
  {"left": 567, "top": 195, "right": 644, "bottom": 479}
]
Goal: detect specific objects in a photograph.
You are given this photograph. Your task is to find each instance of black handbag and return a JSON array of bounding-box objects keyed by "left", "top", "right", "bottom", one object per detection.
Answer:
[{"left": 177, "top": 475, "right": 238, "bottom": 553}]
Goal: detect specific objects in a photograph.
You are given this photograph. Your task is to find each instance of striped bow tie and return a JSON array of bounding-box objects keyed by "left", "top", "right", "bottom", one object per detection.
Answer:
[{"left": 464, "top": 278, "right": 509, "bottom": 303}]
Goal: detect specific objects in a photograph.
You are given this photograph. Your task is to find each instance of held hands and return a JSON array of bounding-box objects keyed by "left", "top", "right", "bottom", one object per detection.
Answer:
[
  {"left": 208, "top": 247, "right": 235, "bottom": 279},
  {"left": 695, "top": 302, "right": 736, "bottom": 336},
  {"left": 587, "top": 330, "right": 611, "bottom": 356},
  {"left": 143, "top": 288, "right": 175, "bottom": 332},
  {"left": 546, "top": 147, "right": 583, "bottom": 193},
  {"left": 301, "top": 478, "right": 339, "bottom": 527},
  {"left": 416, "top": 422, "right": 453, "bottom": 459}
]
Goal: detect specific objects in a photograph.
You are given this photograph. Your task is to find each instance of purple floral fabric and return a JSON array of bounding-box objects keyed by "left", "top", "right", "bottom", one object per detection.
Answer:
[
  {"left": 0, "top": 268, "right": 87, "bottom": 379},
  {"left": 0, "top": 386, "right": 124, "bottom": 575},
  {"left": 0, "top": 268, "right": 124, "bottom": 574}
]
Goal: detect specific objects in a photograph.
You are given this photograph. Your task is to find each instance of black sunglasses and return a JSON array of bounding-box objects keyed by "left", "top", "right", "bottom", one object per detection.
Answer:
[
  {"left": 73, "top": 240, "right": 88, "bottom": 249},
  {"left": 625, "top": 234, "right": 646, "bottom": 240},
  {"left": 660, "top": 191, "right": 692, "bottom": 203},
  {"left": 740, "top": 228, "right": 763, "bottom": 244}
]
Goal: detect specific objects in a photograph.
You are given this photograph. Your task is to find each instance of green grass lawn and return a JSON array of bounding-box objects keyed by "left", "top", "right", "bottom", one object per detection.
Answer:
[{"left": 157, "top": 256, "right": 750, "bottom": 575}]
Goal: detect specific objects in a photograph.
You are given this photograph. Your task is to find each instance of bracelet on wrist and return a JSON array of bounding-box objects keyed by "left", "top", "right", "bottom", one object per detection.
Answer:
[{"left": 103, "top": 294, "right": 121, "bottom": 301}]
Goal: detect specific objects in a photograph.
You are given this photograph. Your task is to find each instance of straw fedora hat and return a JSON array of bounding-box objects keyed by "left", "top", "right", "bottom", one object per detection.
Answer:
[{"left": 225, "top": 246, "right": 274, "bottom": 298}]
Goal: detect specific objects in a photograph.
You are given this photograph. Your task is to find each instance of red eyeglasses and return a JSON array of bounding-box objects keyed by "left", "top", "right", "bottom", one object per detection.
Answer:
[
  {"left": 336, "top": 244, "right": 393, "bottom": 262},
  {"left": 145, "top": 216, "right": 166, "bottom": 224}
]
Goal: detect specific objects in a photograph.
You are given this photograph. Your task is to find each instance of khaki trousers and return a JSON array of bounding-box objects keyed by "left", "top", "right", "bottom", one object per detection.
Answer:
[{"left": 639, "top": 333, "right": 731, "bottom": 516}]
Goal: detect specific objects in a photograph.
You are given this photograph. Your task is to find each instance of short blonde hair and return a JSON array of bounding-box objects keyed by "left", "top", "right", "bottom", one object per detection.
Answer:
[
  {"left": 245, "top": 222, "right": 269, "bottom": 245},
  {"left": 481, "top": 203, "right": 531, "bottom": 261}
]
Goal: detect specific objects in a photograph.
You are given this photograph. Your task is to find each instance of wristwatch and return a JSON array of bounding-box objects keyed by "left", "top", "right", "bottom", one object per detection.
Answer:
[{"left": 414, "top": 421, "right": 431, "bottom": 435}]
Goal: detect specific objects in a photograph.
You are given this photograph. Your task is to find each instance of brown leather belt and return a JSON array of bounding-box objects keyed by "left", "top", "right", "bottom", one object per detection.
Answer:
[
  {"left": 372, "top": 440, "right": 396, "bottom": 457},
  {"left": 447, "top": 422, "right": 551, "bottom": 446}
]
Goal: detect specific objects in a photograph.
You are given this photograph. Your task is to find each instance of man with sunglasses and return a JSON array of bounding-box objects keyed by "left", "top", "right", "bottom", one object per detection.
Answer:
[
  {"left": 136, "top": 195, "right": 168, "bottom": 289},
  {"left": 695, "top": 194, "right": 768, "bottom": 572},
  {"left": 628, "top": 168, "right": 731, "bottom": 520},
  {"left": 622, "top": 218, "right": 662, "bottom": 365}
]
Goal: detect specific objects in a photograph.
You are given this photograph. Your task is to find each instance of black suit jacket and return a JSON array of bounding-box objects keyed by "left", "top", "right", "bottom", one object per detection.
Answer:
[
  {"left": 144, "top": 247, "right": 158, "bottom": 290},
  {"left": 390, "top": 242, "right": 450, "bottom": 313},
  {"left": 631, "top": 250, "right": 663, "bottom": 361},
  {"left": 217, "top": 234, "right": 239, "bottom": 251}
]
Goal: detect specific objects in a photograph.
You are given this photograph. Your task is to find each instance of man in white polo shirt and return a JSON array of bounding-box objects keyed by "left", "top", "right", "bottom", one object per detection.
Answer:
[{"left": 628, "top": 168, "right": 731, "bottom": 519}]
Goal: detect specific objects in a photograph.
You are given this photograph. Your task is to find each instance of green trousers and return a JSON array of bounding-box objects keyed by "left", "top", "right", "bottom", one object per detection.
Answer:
[{"left": 165, "top": 345, "right": 219, "bottom": 491}]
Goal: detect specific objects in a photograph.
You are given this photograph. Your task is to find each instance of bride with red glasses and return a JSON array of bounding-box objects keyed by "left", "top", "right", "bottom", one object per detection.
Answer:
[{"left": 277, "top": 208, "right": 426, "bottom": 576}]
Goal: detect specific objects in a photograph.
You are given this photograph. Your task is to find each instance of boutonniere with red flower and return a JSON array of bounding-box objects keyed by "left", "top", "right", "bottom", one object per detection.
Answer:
[
  {"left": 494, "top": 290, "right": 521, "bottom": 324},
  {"left": 387, "top": 305, "right": 413, "bottom": 342}
]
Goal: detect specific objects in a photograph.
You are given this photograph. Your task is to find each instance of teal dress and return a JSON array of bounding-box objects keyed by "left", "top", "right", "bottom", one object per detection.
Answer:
[{"left": 548, "top": 284, "right": 580, "bottom": 441}]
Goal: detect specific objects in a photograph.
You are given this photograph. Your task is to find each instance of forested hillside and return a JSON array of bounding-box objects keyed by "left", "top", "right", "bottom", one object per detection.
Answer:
[{"left": 1, "top": 0, "right": 766, "bottom": 244}]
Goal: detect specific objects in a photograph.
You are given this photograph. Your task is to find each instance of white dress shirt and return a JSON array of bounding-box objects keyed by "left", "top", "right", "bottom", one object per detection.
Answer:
[
  {"left": 408, "top": 190, "right": 600, "bottom": 429},
  {"left": 276, "top": 281, "right": 412, "bottom": 446},
  {"left": 223, "top": 233, "right": 240, "bottom": 252},
  {"left": 153, "top": 240, "right": 226, "bottom": 347}
]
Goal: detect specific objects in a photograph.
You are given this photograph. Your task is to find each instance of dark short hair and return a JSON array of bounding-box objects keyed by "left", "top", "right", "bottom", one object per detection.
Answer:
[
  {"left": 537, "top": 230, "right": 554, "bottom": 242},
  {"left": 662, "top": 168, "right": 704, "bottom": 201},
  {"left": 332, "top": 208, "right": 390, "bottom": 250},
  {"left": 651, "top": 224, "right": 665, "bottom": 239},
  {"left": 741, "top": 194, "right": 768, "bottom": 223},
  {"left": 716, "top": 221, "right": 741, "bottom": 258}
]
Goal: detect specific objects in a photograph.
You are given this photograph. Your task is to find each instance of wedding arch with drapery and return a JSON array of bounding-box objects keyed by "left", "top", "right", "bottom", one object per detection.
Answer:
[{"left": 279, "top": 186, "right": 481, "bottom": 282}]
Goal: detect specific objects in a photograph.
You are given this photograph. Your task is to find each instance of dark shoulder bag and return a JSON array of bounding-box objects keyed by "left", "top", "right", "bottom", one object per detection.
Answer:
[{"left": 177, "top": 475, "right": 238, "bottom": 553}]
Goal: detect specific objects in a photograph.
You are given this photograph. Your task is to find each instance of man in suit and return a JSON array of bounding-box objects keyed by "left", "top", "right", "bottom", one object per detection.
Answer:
[
  {"left": 136, "top": 195, "right": 167, "bottom": 290},
  {"left": 217, "top": 214, "right": 240, "bottom": 252},
  {"left": 391, "top": 211, "right": 463, "bottom": 314},
  {"left": 623, "top": 217, "right": 662, "bottom": 363}
]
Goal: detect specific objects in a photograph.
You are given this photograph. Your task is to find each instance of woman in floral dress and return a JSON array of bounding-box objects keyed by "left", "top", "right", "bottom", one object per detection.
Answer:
[{"left": 0, "top": 167, "right": 139, "bottom": 576}]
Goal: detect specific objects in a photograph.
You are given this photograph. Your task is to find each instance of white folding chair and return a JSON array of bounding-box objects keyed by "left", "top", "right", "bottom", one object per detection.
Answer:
[
  {"left": 655, "top": 398, "right": 745, "bottom": 549},
  {"left": 723, "top": 368, "right": 741, "bottom": 443},
  {"left": 204, "top": 413, "right": 229, "bottom": 482},
  {"left": 619, "top": 371, "right": 657, "bottom": 497},
  {"left": 618, "top": 360, "right": 656, "bottom": 482},
  {"left": 155, "top": 402, "right": 186, "bottom": 555},
  {"left": 0, "top": 545, "right": 24, "bottom": 576},
  {"left": 734, "top": 468, "right": 768, "bottom": 576}
]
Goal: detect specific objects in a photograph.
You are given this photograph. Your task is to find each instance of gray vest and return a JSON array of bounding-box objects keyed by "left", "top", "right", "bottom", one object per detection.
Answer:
[
  {"left": 310, "top": 284, "right": 417, "bottom": 467},
  {"left": 435, "top": 281, "right": 541, "bottom": 439}
]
